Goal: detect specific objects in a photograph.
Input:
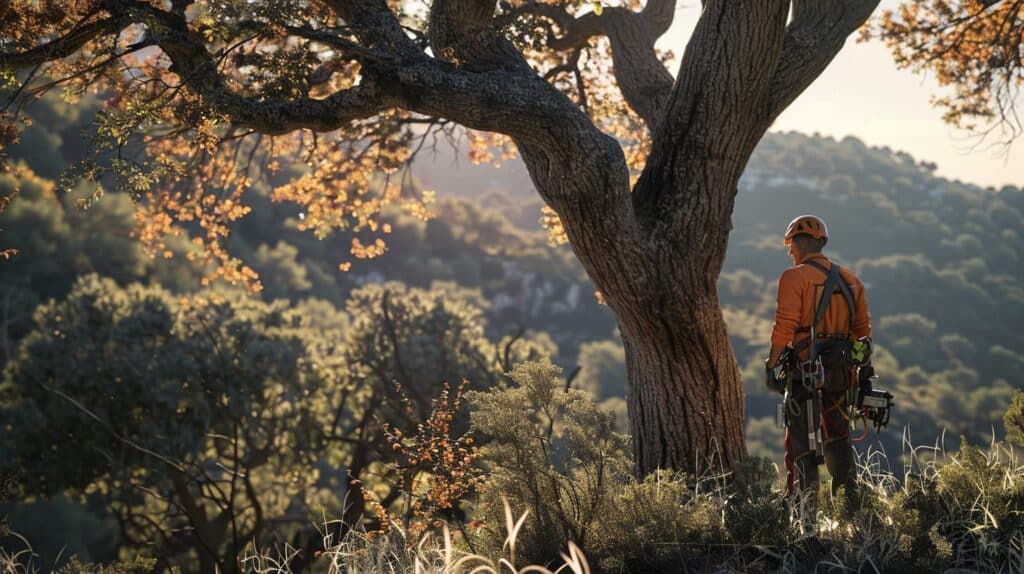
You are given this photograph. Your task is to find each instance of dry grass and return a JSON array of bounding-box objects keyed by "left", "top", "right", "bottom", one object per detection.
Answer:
[
  {"left": 2, "top": 435, "right": 1021, "bottom": 573},
  {"left": 241, "top": 498, "right": 591, "bottom": 574}
]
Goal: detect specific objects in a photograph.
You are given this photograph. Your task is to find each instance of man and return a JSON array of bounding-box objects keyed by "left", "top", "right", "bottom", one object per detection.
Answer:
[{"left": 766, "top": 214, "right": 872, "bottom": 518}]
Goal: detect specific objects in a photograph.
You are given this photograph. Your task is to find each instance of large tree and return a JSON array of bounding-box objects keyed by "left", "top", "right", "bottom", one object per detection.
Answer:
[{"left": 0, "top": 0, "right": 880, "bottom": 476}]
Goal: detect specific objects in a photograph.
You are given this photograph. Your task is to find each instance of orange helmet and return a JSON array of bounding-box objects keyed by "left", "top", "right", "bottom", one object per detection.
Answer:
[{"left": 783, "top": 215, "right": 828, "bottom": 246}]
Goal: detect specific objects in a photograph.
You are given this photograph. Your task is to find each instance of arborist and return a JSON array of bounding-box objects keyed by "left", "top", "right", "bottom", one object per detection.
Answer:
[{"left": 764, "top": 215, "right": 876, "bottom": 520}]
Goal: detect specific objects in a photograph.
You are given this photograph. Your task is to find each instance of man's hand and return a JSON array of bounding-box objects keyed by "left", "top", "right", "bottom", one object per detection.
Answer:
[
  {"left": 767, "top": 342, "right": 789, "bottom": 372},
  {"left": 852, "top": 336, "right": 873, "bottom": 365},
  {"left": 764, "top": 358, "right": 785, "bottom": 394}
]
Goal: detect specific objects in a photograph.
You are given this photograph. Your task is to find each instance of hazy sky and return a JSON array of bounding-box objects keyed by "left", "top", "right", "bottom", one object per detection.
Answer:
[{"left": 655, "top": 2, "right": 1024, "bottom": 189}]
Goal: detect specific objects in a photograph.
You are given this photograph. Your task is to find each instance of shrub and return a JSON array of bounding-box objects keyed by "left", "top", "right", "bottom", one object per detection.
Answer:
[
  {"left": 1006, "top": 390, "right": 1024, "bottom": 447},
  {"left": 465, "top": 359, "right": 630, "bottom": 566}
]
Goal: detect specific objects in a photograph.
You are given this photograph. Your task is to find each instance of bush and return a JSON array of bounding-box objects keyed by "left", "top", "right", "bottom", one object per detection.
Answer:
[
  {"left": 591, "top": 469, "right": 728, "bottom": 572},
  {"left": 465, "top": 359, "right": 631, "bottom": 566},
  {"left": 1006, "top": 390, "right": 1024, "bottom": 447}
]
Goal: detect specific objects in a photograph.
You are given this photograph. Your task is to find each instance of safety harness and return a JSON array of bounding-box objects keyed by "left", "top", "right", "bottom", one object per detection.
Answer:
[
  {"left": 787, "top": 257, "right": 856, "bottom": 468},
  {"left": 795, "top": 257, "right": 856, "bottom": 356}
]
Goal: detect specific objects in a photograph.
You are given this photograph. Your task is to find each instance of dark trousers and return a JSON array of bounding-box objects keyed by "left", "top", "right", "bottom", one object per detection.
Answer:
[{"left": 783, "top": 366, "right": 857, "bottom": 509}]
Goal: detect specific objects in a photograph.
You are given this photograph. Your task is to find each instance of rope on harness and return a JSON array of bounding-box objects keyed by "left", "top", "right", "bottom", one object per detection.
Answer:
[{"left": 851, "top": 411, "right": 870, "bottom": 443}]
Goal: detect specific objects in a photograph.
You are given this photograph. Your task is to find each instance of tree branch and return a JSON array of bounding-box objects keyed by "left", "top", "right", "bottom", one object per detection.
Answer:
[
  {"left": 602, "top": 8, "right": 674, "bottom": 130},
  {"left": 768, "top": 0, "right": 881, "bottom": 121},
  {"left": 641, "top": 0, "right": 679, "bottom": 38},
  {"left": 321, "top": 0, "right": 422, "bottom": 57},
  {"left": 429, "top": 0, "right": 532, "bottom": 73},
  {"left": 104, "top": 1, "right": 397, "bottom": 134},
  {"left": 513, "top": 1, "right": 678, "bottom": 130},
  {"left": 7, "top": 0, "right": 644, "bottom": 300},
  {"left": 633, "top": 0, "right": 789, "bottom": 236},
  {"left": 0, "top": 16, "right": 126, "bottom": 70},
  {"left": 415, "top": 2, "right": 643, "bottom": 298}
]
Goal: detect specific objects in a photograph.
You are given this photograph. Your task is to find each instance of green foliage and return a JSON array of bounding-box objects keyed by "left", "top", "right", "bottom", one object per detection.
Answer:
[
  {"left": 3, "top": 92, "right": 99, "bottom": 179},
  {"left": 0, "top": 162, "right": 200, "bottom": 370},
  {"left": 341, "top": 281, "right": 500, "bottom": 426},
  {"left": 1005, "top": 391, "right": 1024, "bottom": 447},
  {"left": 466, "top": 359, "right": 631, "bottom": 565},
  {"left": 463, "top": 363, "right": 1024, "bottom": 571},
  {"left": 0, "top": 496, "right": 118, "bottom": 569},
  {"left": 591, "top": 469, "right": 728, "bottom": 572},
  {"left": 58, "top": 556, "right": 155, "bottom": 574},
  {"left": 0, "top": 472, "right": 11, "bottom": 539},
  {"left": 0, "top": 275, "right": 553, "bottom": 568},
  {"left": 249, "top": 240, "right": 312, "bottom": 301},
  {"left": 0, "top": 275, "right": 348, "bottom": 569},
  {"left": 591, "top": 458, "right": 791, "bottom": 572},
  {"left": 574, "top": 339, "right": 626, "bottom": 400},
  {"left": 869, "top": 441, "right": 1024, "bottom": 572}
]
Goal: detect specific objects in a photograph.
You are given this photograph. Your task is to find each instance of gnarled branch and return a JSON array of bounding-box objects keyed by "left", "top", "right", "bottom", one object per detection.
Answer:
[
  {"left": 633, "top": 0, "right": 789, "bottom": 236},
  {"left": 603, "top": 9, "right": 674, "bottom": 130},
  {"left": 769, "top": 0, "right": 881, "bottom": 120},
  {"left": 429, "top": 0, "right": 531, "bottom": 73},
  {"left": 510, "top": 1, "right": 678, "bottom": 131},
  {"left": 0, "top": 17, "right": 126, "bottom": 69}
]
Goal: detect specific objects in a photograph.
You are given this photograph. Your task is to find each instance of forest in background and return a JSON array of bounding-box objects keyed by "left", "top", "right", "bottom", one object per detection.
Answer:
[{"left": 1, "top": 92, "right": 1022, "bottom": 568}]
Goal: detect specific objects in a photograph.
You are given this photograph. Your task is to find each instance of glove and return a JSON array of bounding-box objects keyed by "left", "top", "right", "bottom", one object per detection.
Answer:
[
  {"left": 852, "top": 337, "right": 873, "bottom": 365},
  {"left": 764, "top": 358, "right": 786, "bottom": 394}
]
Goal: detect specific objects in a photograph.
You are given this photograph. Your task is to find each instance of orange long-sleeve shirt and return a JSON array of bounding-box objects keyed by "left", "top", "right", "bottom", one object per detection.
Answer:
[{"left": 770, "top": 253, "right": 871, "bottom": 350}]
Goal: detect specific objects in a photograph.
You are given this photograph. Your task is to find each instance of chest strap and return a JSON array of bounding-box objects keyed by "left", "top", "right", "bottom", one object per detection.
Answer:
[{"left": 793, "top": 259, "right": 857, "bottom": 359}]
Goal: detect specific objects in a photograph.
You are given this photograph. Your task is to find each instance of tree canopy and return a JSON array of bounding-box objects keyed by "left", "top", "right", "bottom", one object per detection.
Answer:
[{"left": 870, "top": 0, "right": 1024, "bottom": 144}]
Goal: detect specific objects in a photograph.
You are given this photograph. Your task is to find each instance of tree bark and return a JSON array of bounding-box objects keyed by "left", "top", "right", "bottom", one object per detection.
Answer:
[{"left": 619, "top": 285, "right": 745, "bottom": 475}]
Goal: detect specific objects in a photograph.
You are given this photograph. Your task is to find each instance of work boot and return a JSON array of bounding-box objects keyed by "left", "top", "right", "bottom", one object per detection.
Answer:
[{"left": 825, "top": 439, "right": 858, "bottom": 516}]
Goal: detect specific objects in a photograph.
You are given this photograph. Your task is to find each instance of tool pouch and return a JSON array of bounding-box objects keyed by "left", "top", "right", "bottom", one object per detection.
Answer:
[{"left": 817, "top": 338, "right": 853, "bottom": 371}]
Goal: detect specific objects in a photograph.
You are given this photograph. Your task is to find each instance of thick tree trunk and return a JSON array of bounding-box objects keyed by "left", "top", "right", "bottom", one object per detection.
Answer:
[
  {"left": 619, "top": 290, "right": 745, "bottom": 477},
  {"left": 514, "top": 116, "right": 751, "bottom": 477}
]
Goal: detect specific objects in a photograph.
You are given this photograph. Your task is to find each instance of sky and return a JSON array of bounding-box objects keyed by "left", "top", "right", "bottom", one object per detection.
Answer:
[{"left": 655, "top": 2, "right": 1024, "bottom": 189}]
